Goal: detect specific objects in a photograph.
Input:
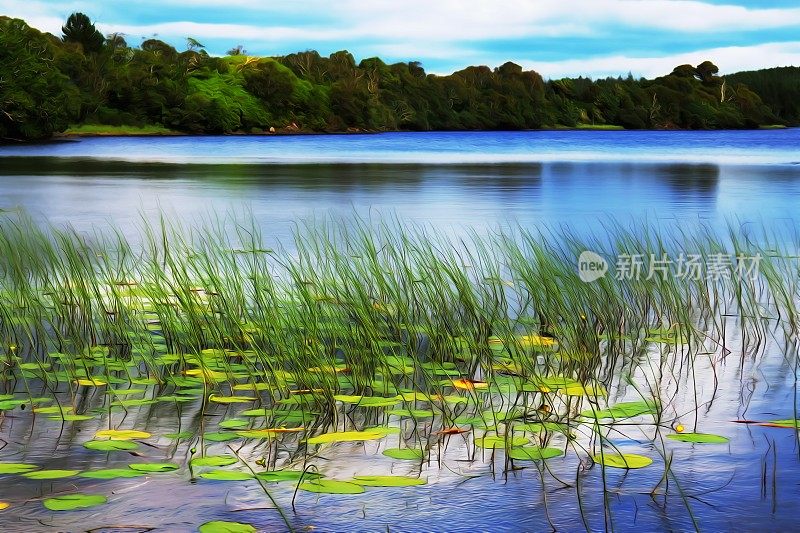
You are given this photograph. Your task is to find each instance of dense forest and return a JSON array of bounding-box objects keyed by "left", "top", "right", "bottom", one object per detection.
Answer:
[{"left": 1, "top": 13, "right": 797, "bottom": 141}]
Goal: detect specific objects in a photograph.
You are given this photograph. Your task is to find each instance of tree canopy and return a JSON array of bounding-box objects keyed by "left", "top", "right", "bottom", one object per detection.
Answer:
[{"left": 0, "top": 13, "right": 794, "bottom": 141}]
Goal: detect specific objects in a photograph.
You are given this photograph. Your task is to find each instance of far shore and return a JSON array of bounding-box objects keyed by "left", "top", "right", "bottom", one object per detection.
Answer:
[{"left": 52, "top": 123, "right": 789, "bottom": 139}]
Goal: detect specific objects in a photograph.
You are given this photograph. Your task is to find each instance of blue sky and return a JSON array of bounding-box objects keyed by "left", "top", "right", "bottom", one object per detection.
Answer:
[{"left": 3, "top": 0, "right": 800, "bottom": 78}]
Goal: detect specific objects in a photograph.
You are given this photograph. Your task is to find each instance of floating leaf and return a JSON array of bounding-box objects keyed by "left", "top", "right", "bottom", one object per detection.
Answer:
[
  {"left": 450, "top": 379, "right": 489, "bottom": 391},
  {"left": 96, "top": 429, "right": 151, "bottom": 440},
  {"left": 199, "top": 520, "right": 256, "bottom": 533},
  {"left": 219, "top": 419, "right": 249, "bottom": 429},
  {"left": 351, "top": 475, "right": 427, "bottom": 487},
  {"left": 562, "top": 383, "right": 607, "bottom": 397},
  {"left": 474, "top": 435, "right": 529, "bottom": 449},
  {"left": 508, "top": 446, "right": 564, "bottom": 461},
  {"left": 0, "top": 463, "right": 38, "bottom": 474},
  {"left": 203, "top": 432, "right": 240, "bottom": 442},
  {"left": 0, "top": 502, "right": 8, "bottom": 510},
  {"left": 299, "top": 479, "right": 365, "bottom": 494},
  {"left": 43, "top": 493, "right": 107, "bottom": 511},
  {"left": 386, "top": 408, "right": 435, "bottom": 419},
  {"left": 191, "top": 455, "right": 237, "bottom": 467},
  {"left": 307, "top": 430, "right": 385, "bottom": 444},
  {"left": 760, "top": 419, "right": 800, "bottom": 428},
  {"left": 333, "top": 395, "right": 401, "bottom": 407},
  {"left": 581, "top": 400, "right": 658, "bottom": 420},
  {"left": 667, "top": 433, "right": 729, "bottom": 444},
  {"left": 209, "top": 395, "right": 256, "bottom": 404},
  {"left": 84, "top": 440, "right": 139, "bottom": 452},
  {"left": 79, "top": 469, "right": 145, "bottom": 479},
  {"left": 23, "top": 469, "right": 79, "bottom": 479},
  {"left": 199, "top": 470, "right": 253, "bottom": 481},
  {"left": 128, "top": 463, "right": 179, "bottom": 473},
  {"left": 382, "top": 448, "right": 425, "bottom": 460},
  {"left": 51, "top": 414, "right": 95, "bottom": 421},
  {"left": 593, "top": 453, "right": 652, "bottom": 469},
  {"left": 255, "top": 470, "right": 322, "bottom": 482}
]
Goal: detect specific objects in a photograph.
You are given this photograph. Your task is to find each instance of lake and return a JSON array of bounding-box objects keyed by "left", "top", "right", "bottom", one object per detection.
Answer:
[{"left": 0, "top": 130, "right": 799, "bottom": 532}]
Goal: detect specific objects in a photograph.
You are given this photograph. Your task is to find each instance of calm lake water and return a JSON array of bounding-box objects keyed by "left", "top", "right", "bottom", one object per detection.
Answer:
[{"left": 1, "top": 130, "right": 799, "bottom": 532}]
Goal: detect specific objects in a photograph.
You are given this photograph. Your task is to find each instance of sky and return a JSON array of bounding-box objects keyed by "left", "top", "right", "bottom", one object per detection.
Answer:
[{"left": 2, "top": 0, "right": 800, "bottom": 79}]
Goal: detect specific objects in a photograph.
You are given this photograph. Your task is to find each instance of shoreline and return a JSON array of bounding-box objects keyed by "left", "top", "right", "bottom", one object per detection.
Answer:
[{"left": 51, "top": 123, "right": 790, "bottom": 140}]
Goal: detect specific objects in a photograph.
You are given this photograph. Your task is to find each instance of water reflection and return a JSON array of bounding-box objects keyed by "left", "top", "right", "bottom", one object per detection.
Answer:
[{"left": 2, "top": 158, "right": 799, "bottom": 245}]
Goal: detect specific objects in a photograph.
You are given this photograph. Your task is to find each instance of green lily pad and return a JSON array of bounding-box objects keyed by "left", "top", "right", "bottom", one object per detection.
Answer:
[
  {"left": 386, "top": 408, "right": 435, "bottom": 419},
  {"left": 128, "top": 463, "right": 179, "bottom": 473},
  {"left": 307, "top": 430, "right": 386, "bottom": 444},
  {"left": 580, "top": 400, "right": 659, "bottom": 420},
  {"left": 508, "top": 446, "right": 564, "bottom": 461},
  {"left": 667, "top": 433, "right": 729, "bottom": 444},
  {"left": 333, "top": 395, "right": 401, "bottom": 407},
  {"left": 382, "top": 448, "right": 425, "bottom": 460},
  {"left": 84, "top": 440, "right": 139, "bottom": 452},
  {"left": 52, "top": 414, "right": 95, "bottom": 421},
  {"left": 23, "top": 469, "right": 79, "bottom": 479},
  {"left": 199, "top": 470, "right": 253, "bottom": 481},
  {"left": 165, "top": 431, "right": 194, "bottom": 439},
  {"left": 95, "top": 429, "right": 151, "bottom": 440},
  {"left": 763, "top": 419, "right": 800, "bottom": 428},
  {"left": 203, "top": 432, "right": 241, "bottom": 442},
  {"left": 0, "top": 463, "right": 38, "bottom": 474},
  {"left": 199, "top": 520, "right": 256, "bottom": 533},
  {"left": 191, "top": 455, "right": 238, "bottom": 467},
  {"left": 79, "top": 469, "right": 145, "bottom": 479},
  {"left": 593, "top": 453, "right": 653, "bottom": 469},
  {"left": 255, "top": 470, "right": 322, "bottom": 482},
  {"left": 474, "top": 435, "right": 529, "bottom": 449},
  {"left": 43, "top": 493, "right": 107, "bottom": 511},
  {"left": 299, "top": 479, "right": 365, "bottom": 494},
  {"left": 219, "top": 419, "right": 249, "bottom": 429},
  {"left": 351, "top": 475, "right": 427, "bottom": 487}
]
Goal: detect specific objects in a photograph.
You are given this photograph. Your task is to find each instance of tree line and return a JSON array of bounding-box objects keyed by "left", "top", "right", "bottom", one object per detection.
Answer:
[{"left": 1, "top": 13, "right": 796, "bottom": 141}]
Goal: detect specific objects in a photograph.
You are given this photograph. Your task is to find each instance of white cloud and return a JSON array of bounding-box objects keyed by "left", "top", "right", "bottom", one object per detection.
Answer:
[{"left": 519, "top": 42, "right": 800, "bottom": 79}]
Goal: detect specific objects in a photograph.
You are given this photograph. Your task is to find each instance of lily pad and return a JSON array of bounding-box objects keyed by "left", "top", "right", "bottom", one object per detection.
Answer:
[
  {"left": 761, "top": 419, "right": 800, "bottom": 428},
  {"left": 351, "top": 475, "right": 427, "bottom": 487},
  {"left": 208, "top": 395, "right": 256, "bottom": 404},
  {"left": 508, "top": 446, "right": 564, "bottom": 461},
  {"left": 84, "top": 440, "right": 139, "bottom": 452},
  {"left": 333, "top": 395, "right": 402, "bottom": 407},
  {"left": 474, "top": 435, "right": 529, "bottom": 449},
  {"left": 382, "top": 448, "right": 425, "bottom": 460},
  {"left": 128, "top": 463, "right": 179, "bottom": 473},
  {"left": 79, "top": 468, "right": 145, "bottom": 479},
  {"left": 0, "top": 463, "right": 38, "bottom": 474},
  {"left": 255, "top": 470, "right": 322, "bottom": 482},
  {"left": 580, "top": 400, "right": 658, "bottom": 420},
  {"left": 95, "top": 429, "right": 151, "bottom": 440},
  {"left": 667, "top": 433, "right": 729, "bottom": 444},
  {"left": 203, "top": 432, "right": 241, "bottom": 442},
  {"left": 199, "top": 520, "right": 256, "bottom": 533},
  {"left": 23, "top": 469, "right": 79, "bottom": 479},
  {"left": 219, "top": 419, "right": 249, "bottom": 429},
  {"left": 191, "top": 455, "right": 237, "bottom": 467},
  {"left": 43, "top": 493, "right": 107, "bottom": 511},
  {"left": 307, "top": 430, "right": 385, "bottom": 444},
  {"left": 199, "top": 470, "right": 253, "bottom": 481},
  {"left": 299, "top": 479, "right": 365, "bottom": 494},
  {"left": 593, "top": 453, "right": 653, "bottom": 469}
]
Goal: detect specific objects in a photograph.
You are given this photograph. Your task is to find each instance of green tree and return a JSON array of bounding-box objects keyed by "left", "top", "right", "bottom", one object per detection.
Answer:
[{"left": 62, "top": 12, "right": 105, "bottom": 54}]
